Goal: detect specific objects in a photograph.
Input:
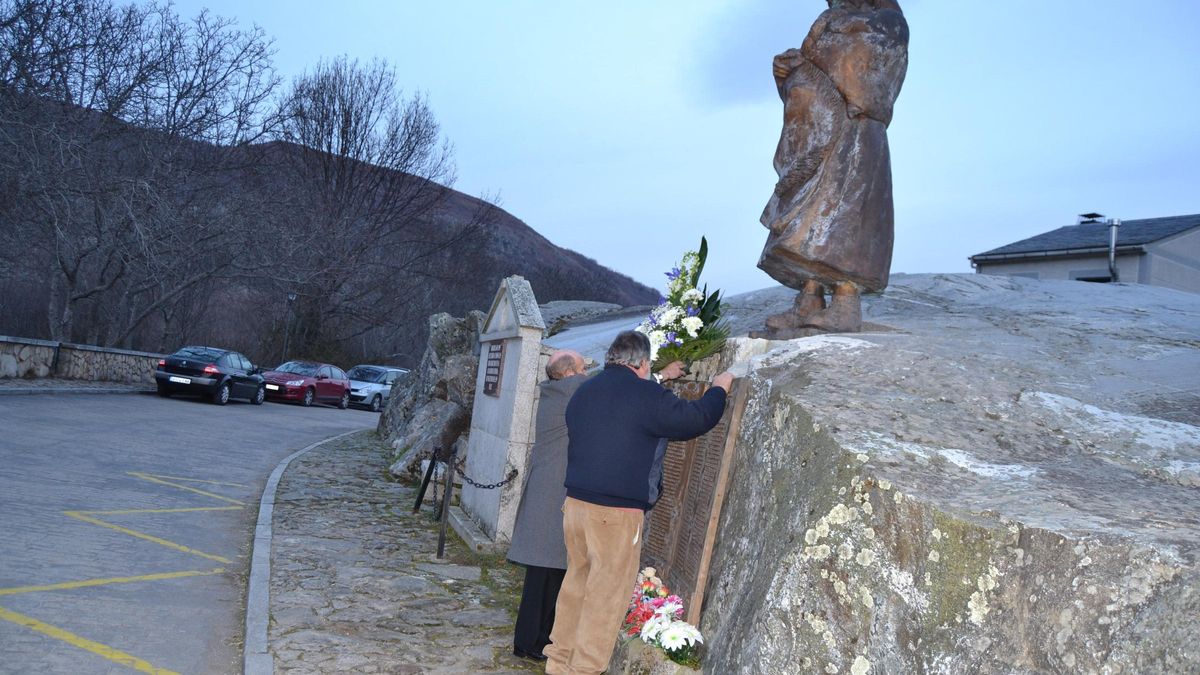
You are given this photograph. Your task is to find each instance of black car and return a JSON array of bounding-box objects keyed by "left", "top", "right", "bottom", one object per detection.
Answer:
[{"left": 155, "top": 346, "right": 266, "bottom": 405}]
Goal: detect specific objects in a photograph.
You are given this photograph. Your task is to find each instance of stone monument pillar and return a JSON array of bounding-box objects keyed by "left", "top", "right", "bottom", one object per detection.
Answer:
[{"left": 460, "top": 275, "right": 546, "bottom": 542}]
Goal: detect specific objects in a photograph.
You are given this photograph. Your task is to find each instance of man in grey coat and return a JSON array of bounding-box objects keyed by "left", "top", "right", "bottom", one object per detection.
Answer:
[{"left": 506, "top": 350, "right": 588, "bottom": 660}]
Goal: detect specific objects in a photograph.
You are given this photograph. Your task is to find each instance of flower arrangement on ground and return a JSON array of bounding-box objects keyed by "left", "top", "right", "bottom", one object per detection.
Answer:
[
  {"left": 636, "top": 237, "right": 728, "bottom": 371},
  {"left": 620, "top": 567, "right": 703, "bottom": 668}
]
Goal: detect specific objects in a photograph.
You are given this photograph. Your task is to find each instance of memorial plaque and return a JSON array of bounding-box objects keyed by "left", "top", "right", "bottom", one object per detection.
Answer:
[
  {"left": 482, "top": 341, "right": 504, "bottom": 397},
  {"left": 642, "top": 379, "right": 747, "bottom": 624}
]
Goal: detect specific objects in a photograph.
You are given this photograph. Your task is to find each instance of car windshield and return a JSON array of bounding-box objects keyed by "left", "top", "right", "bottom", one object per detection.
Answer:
[
  {"left": 275, "top": 361, "right": 319, "bottom": 376},
  {"left": 347, "top": 366, "right": 385, "bottom": 383},
  {"left": 174, "top": 346, "right": 224, "bottom": 361}
]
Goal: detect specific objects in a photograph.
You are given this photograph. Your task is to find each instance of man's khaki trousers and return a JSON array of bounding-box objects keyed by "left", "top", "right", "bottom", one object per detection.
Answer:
[{"left": 545, "top": 497, "right": 643, "bottom": 674}]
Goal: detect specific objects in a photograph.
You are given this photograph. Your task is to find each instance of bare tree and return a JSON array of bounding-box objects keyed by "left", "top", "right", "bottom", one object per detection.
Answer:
[
  {"left": 0, "top": 0, "right": 279, "bottom": 347},
  {"left": 266, "top": 56, "right": 488, "bottom": 361}
]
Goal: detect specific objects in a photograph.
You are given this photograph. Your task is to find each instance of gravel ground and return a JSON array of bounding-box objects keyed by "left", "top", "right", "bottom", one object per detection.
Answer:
[{"left": 268, "top": 430, "right": 543, "bottom": 674}]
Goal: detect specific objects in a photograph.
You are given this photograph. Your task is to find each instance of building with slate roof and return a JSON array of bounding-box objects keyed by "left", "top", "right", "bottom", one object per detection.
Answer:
[{"left": 969, "top": 213, "right": 1200, "bottom": 294}]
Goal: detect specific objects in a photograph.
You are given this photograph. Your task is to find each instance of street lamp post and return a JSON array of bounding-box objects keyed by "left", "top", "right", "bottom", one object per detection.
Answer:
[{"left": 282, "top": 292, "right": 297, "bottom": 361}]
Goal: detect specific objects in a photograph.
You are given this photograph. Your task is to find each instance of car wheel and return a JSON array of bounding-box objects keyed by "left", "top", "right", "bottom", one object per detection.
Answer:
[
  {"left": 338, "top": 390, "right": 350, "bottom": 410},
  {"left": 156, "top": 383, "right": 171, "bottom": 398},
  {"left": 369, "top": 394, "right": 382, "bottom": 413},
  {"left": 252, "top": 385, "right": 265, "bottom": 405},
  {"left": 301, "top": 387, "right": 314, "bottom": 407},
  {"left": 212, "top": 382, "right": 230, "bottom": 406}
]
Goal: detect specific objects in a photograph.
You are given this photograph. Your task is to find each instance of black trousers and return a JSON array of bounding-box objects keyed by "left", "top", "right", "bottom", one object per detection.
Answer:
[{"left": 513, "top": 564, "right": 566, "bottom": 655}]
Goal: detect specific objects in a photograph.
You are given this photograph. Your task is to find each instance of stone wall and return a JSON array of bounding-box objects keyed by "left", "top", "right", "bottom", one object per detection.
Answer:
[{"left": 0, "top": 336, "right": 162, "bottom": 383}]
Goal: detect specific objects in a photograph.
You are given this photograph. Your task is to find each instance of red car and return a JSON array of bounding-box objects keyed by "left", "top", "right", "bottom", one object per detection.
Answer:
[{"left": 261, "top": 360, "right": 351, "bottom": 408}]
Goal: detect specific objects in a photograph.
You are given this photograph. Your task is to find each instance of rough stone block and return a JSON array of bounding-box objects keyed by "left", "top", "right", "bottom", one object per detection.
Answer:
[{"left": 701, "top": 275, "right": 1200, "bottom": 674}]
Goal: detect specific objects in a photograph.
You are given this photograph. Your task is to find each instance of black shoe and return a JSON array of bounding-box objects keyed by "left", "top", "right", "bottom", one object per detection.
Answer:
[{"left": 513, "top": 647, "right": 548, "bottom": 661}]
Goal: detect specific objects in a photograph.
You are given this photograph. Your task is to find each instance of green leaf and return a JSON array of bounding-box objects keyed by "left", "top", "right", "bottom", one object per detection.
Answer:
[
  {"left": 691, "top": 236, "right": 708, "bottom": 287},
  {"left": 699, "top": 289, "right": 722, "bottom": 324}
]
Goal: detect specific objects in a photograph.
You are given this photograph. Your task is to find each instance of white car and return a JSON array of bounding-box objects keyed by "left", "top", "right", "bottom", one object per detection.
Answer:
[{"left": 346, "top": 365, "right": 409, "bottom": 412}]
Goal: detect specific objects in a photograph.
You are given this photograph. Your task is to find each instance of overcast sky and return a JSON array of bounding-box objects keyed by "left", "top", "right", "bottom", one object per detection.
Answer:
[{"left": 174, "top": 0, "right": 1200, "bottom": 296}]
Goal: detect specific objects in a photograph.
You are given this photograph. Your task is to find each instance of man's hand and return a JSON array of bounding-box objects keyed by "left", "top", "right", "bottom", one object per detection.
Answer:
[
  {"left": 711, "top": 371, "right": 734, "bottom": 393},
  {"left": 658, "top": 361, "right": 686, "bottom": 382}
]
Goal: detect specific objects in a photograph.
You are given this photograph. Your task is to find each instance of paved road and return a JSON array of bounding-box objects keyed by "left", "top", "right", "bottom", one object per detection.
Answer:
[{"left": 0, "top": 393, "right": 377, "bottom": 674}]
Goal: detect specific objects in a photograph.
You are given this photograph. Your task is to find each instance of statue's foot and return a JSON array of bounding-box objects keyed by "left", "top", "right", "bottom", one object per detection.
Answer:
[
  {"left": 761, "top": 283, "right": 826, "bottom": 330},
  {"left": 800, "top": 290, "right": 862, "bottom": 333},
  {"left": 753, "top": 283, "right": 862, "bottom": 337},
  {"left": 752, "top": 296, "right": 826, "bottom": 340}
]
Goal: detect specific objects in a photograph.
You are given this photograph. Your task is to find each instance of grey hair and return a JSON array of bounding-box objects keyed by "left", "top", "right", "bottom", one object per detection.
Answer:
[{"left": 605, "top": 330, "right": 651, "bottom": 368}]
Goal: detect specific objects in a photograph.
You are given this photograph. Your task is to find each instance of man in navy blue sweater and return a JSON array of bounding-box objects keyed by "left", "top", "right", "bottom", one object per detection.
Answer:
[{"left": 545, "top": 330, "right": 733, "bottom": 674}]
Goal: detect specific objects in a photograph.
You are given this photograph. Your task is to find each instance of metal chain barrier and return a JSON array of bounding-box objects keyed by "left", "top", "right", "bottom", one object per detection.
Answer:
[{"left": 454, "top": 457, "right": 518, "bottom": 490}]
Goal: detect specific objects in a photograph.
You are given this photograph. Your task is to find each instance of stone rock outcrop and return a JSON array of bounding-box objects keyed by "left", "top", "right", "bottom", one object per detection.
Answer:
[
  {"left": 387, "top": 398, "right": 470, "bottom": 479},
  {"left": 379, "top": 310, "right": 485, "bottom": 477},
  {"left": 700, "top": 274, "right": 1200, "bottom": 673}
]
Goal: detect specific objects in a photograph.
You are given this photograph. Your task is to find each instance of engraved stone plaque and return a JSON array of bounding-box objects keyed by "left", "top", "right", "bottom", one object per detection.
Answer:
[{"left": 642, "top": 379, "right": 747, "bottom": 623}]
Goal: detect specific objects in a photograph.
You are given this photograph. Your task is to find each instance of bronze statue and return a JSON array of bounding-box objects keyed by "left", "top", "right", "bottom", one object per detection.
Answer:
[{"left": 754, "top": 0, "right": 908, "bottom": 336}]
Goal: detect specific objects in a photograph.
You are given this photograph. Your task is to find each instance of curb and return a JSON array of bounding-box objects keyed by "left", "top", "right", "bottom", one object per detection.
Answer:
[
  {"left": 448, "top": 505, "right": 505, "bottom": 554},
  {"left": 0, "top": 387, "right": 153, "bottom": 396},
  {"left": 243, "top": 428, "right": 369, "bottom": 675}
]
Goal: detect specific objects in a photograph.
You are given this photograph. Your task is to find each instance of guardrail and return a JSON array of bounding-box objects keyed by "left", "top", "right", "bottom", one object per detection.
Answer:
[{"left": 0, "top": 335, "right": 164, "bottom": 384}]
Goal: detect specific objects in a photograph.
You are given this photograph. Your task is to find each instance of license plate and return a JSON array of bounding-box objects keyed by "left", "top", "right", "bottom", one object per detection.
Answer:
[
  {"left": 169, "top": 376, "right": 191, "bottom": 384},
  {"left": 265, "top": 384, "right": 279, "bottom": 391}
]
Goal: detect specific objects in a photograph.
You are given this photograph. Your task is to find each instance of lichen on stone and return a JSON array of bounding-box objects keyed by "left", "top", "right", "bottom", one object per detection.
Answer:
[
  {"left": 859, "top": 585, "right": 874, "bottom": 609},
  {"left": 967, "top": 565, "right": 1001, "bottom": 625},
  {"left": 838, "top": 542, "right": 855, "bottom": 562}
]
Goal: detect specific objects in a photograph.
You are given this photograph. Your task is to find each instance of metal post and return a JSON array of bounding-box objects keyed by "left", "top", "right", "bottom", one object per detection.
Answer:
[
  {"left": 437, "top": 446, "right": 456, "bottom": 559},
  {"left": 413, "top": 448, "right": 440, "bottom": 513},
  {"left": 281, "top": 292, "right": 297, "bottom": 360},
  {"left": 1107, "top": 218, "right": 1121, "bottom": 283}
]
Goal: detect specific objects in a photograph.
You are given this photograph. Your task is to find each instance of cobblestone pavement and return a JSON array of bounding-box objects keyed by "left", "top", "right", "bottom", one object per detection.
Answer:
[{"left": 269, "top": 431, "right": 542, "bottom": 674}]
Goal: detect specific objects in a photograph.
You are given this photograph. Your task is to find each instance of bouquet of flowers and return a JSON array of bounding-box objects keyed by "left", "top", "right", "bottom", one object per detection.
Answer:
[
  {"left": 620, "top": 567, "right": 704, "bottom": 667},
  {"left": 636, "top": 237, "right": 728, "bottom": 371}
]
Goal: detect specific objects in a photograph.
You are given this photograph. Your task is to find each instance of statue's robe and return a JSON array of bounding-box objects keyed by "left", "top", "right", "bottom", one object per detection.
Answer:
[{"left": 758, "top": 5, "right": 909, "bottom": 293}]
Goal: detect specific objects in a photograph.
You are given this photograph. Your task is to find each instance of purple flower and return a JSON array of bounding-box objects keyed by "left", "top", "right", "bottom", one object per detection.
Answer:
[
  {"left": 658, "top": 294, "right": 667, "bottom": 305},
  {"left": 686, "top": 306, "right": 699, "bottom": 317},
  {"left": 665, "top": 267, "right": 681, "bottom": 281},
  {"left": 666, "top": 331, "right": 683, "bottom": 346}
]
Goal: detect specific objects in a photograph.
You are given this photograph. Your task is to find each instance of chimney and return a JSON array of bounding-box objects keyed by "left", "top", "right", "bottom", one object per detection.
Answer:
[
  {"left": 1108, "top": 218, "right": 1121, "bottom": 282},
  {"left": 1077, "top": 212, "right": 1105, "bottom": 225}
]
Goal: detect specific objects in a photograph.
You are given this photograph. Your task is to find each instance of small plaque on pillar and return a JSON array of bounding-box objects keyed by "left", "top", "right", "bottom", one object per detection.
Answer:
[{"left": 483, "top": 342, "right": 504, "bottom": 397}]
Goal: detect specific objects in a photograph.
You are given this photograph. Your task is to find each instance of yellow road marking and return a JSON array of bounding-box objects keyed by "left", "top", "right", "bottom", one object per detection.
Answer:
[
  {"left": 127, "top": 472, "right": 244, "bottom": 505},
  {"left": 136, "top": 473, "right": 248, "bottom": 489},
  {"left": 63, "top": 511, "right": 233, "bottom": 564},
  {"left": 0, "top": 605, "right": 179, "bottom": 674},
  {"left": 80, "top": 505, "right": 242, "bottom": 516},
  {"left": 0, "top": 568, "right": 225, "bottom": 596}
]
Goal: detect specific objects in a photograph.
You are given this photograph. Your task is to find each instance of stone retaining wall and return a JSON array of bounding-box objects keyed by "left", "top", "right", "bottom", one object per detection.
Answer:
[{"left": 0, "top": 336, "right": 162, "bottom": 384}]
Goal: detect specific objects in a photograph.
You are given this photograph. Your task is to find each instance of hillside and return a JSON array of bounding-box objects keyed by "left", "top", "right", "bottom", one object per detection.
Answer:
[{"left": 0, "top": 94, "right": 657, "bottom": 366}]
